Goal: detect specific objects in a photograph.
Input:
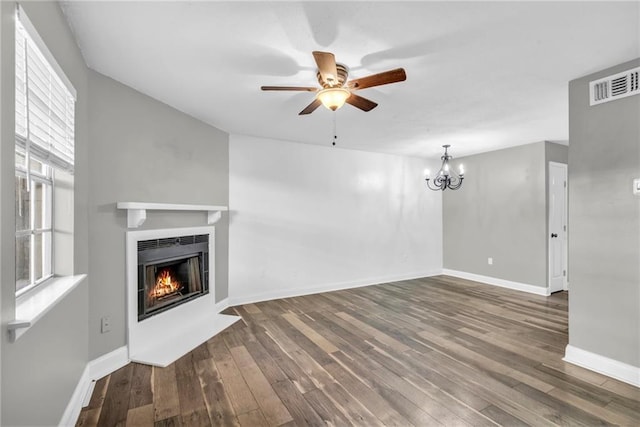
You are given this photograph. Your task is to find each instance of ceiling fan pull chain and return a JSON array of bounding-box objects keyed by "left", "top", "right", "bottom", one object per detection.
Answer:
[{"left": 332, "top": 111, "right": 337, "bottom": 146}]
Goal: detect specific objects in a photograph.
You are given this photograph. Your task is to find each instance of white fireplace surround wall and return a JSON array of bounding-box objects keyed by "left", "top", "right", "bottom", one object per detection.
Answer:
[{"left": 126, "top": 225, "right": 239, "bottom": 367}]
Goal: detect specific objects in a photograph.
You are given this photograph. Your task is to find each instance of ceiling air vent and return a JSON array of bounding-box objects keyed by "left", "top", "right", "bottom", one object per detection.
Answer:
[{"left": 589, "top": 66, "right": 640, "bottom": 106}]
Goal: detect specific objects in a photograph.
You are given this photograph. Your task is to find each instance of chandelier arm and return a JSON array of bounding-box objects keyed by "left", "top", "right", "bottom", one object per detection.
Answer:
[
  {"left": 448, "top": 177, "right": 464, "bottom": 190},
  {"left": 425, "top": 178, "right": 444, "bottom": 191}
]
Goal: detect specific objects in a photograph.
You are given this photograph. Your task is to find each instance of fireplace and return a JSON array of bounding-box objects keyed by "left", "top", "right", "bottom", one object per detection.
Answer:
[
  {"left": 137, "top": 234, "right": 209, "bottom": 321},
  {"left": 127, "top": 224, "right": 239, "bottom": 367}
]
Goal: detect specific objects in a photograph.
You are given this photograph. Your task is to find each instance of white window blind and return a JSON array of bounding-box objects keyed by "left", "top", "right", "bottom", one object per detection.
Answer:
[{"left": 15, "top": 18, "right": 75, "bottom": 173}]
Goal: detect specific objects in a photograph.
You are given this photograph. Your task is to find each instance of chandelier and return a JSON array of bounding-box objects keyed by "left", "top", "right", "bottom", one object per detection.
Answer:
[{"left": 425, "top": 145, "right": 464, "bottom": 191}]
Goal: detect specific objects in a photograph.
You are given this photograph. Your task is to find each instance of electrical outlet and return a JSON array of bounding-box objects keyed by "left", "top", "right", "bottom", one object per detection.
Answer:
[
  {"left": 101, "top": 316, "right": 111, "bottom": 333},
  {"left": 488, "top": 257, "right": 493, "bottom": 265},
  {"left": 634, "top": 178, "right": 640, "bottom": 195}
]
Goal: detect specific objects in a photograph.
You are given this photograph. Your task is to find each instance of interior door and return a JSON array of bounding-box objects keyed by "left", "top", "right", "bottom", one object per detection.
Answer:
[{"left": 548, "top": 162, "right": 567, "bottom": 293}]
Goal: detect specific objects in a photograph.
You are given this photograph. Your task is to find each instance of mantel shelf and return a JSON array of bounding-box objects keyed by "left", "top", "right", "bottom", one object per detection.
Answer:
[{"left": 117, "top": 202, "right": 228, "bottom": 228}]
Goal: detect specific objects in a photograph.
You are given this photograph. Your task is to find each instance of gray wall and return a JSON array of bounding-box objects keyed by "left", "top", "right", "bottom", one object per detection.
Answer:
[
  {"left": 568, "top": 58, "right": 640, "bottom": 367},
  {"left": 88, "top": 71, "right": 229, "bottom": 359},
  {"left": 1, "top": 1, "right": 90, "bottom": 425},
  {"left": 0, "top": 3, "right": 8, "bottom": 422},
  {"left": 0, "top": 3, "right": 7, "bottom": 421},
  {"left": 443, "top": 142, "right": 550, "bottom": 288},
  {"left": 545, "top": 141, "right": 569, "bottom": 165}
]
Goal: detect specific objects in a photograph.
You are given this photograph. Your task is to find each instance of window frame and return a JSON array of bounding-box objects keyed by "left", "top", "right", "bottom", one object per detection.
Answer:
[
  {"left": 15, "top": 160, "right": 54, "bottom": 297},
  {"left": 14, "top": 5, "right": 75, "bottom": 297}
]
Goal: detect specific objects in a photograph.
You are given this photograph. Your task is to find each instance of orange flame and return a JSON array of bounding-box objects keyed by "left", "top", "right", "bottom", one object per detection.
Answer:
[{"left": 149, "top": 269, "right": 183, "bottom": 300}]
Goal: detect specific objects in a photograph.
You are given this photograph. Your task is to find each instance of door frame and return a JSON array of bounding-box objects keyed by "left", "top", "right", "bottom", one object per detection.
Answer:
[{"left": 548, "top": 161, "right": 568, "bottom": 292}]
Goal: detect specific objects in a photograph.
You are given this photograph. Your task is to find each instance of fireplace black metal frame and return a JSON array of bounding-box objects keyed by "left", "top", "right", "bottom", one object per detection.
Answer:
[{"left": 137, "top": 234, "right": 209, "bottom": 321}]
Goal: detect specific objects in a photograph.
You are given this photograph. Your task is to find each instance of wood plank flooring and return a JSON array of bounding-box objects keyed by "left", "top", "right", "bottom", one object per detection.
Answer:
[{"left": 76, "top": 275, "right": 640, "bottom": 426}]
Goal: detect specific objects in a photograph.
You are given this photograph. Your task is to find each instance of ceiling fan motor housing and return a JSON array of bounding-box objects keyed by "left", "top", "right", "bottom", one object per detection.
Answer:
[{"left": 317, "top": 63, "right": 349, "bottom": 88}]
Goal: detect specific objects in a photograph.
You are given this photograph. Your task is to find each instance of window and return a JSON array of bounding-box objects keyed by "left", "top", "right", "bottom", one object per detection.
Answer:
[
  {"left": 15, "top": 155, "right": 53, "bottom": 293},
  {"left": 15, "top": 10, "right": 76, "bottom": 296}
]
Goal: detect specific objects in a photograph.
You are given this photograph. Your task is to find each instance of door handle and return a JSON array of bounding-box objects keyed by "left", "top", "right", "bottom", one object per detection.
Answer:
[{"left": 551, "top": 233, "right": 558, "bottom": 238}]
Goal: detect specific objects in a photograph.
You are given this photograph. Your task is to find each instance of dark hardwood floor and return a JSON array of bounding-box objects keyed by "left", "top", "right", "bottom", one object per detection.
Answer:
[{"left": 76, "top": 275, "right": 640, "bottom": 426}]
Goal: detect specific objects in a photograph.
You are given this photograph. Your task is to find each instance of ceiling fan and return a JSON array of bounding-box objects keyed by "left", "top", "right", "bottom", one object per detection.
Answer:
[{"left": 261, "top": 51, "right": 407, "bottom": 115}]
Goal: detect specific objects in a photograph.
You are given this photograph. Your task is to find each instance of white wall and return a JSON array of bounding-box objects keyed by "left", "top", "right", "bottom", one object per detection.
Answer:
[{"left": 229, "top": 135, "right": 442, "bottom": 304}]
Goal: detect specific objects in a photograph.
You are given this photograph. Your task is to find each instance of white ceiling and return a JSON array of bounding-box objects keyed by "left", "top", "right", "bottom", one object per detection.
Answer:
[{"left": 60, "top": 1, "right": 639, "bottom": 159}]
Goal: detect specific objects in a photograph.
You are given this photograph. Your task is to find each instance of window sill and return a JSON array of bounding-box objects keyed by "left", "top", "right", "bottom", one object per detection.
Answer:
[{"left": 8, "top": 274, "right": 87, "bottom": 342}]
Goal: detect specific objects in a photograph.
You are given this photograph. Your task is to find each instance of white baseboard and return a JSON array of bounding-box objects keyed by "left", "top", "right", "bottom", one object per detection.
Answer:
[
  {"left": 88, "top": 346, "right": 130, "bottom": 382},
  {"left": 59, "top": 364, "right": 91, "bottom": 426},
  {"left": 215, "top": 297, "right": 230, "bottom": 313},
  {"left": 59, "top": 346, "right": 129, "bottom": 426},
  {"left": 442, "top": 269, "right": 550, "bottom": 296},
  {"left": 228, "top": 270, "right": 442, "bottom": 307},
  {"left": 564, "top": 345, "right": 640, "bottom": 388}
]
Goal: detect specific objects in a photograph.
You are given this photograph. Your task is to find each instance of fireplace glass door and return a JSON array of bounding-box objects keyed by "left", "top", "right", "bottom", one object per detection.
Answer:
[{"left": 137, "top": 234, "right": 209, "bottom": 321}]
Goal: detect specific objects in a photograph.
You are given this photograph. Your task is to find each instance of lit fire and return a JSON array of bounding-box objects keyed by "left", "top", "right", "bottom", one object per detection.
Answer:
[{"left": 149, "top": 269, "right": 183, "bottom": 300}]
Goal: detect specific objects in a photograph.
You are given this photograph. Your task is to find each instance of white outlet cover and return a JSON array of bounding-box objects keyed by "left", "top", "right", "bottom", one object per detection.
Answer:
[
  {"left": 634, "top": 178, "right": 640, "bottom": 195},
  {"left": 101, "top": 317, "right": 111, "bottom": 333}
]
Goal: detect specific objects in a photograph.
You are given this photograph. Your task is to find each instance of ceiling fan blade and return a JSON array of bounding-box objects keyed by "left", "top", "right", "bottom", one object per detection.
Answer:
[
  {"left": 346, "top": 93, "right": 378, "bottom": 112},
  {"left": 299, "top": 99, "right": 322, "bottom": 115},
  {"left": 261, "top": 86, "right": 318, "bottom": 92},
  {"left": 312, "top": 51, "right": 339, "bottom": 86},
  {"left": 348, "top": 68, "right": 407, "bottom": 90}
]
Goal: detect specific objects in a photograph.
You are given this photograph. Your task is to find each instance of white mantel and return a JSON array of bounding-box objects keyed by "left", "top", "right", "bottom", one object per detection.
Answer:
[{"left": 117, "top": 202, "right": 228, "bottom": 228}]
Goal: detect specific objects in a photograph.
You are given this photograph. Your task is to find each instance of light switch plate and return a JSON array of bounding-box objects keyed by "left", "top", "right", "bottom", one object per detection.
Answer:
[{"left": 634, "top": 178, "right": 640, "bottom": 195}]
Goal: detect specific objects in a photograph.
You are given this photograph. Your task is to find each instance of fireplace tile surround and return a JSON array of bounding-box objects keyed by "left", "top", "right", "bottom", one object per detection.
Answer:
[{"left": 126, "top": 224, "right": 239, "bottom": 367}]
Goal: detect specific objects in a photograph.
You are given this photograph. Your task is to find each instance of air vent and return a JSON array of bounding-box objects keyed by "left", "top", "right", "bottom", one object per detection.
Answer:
[
  {"left": 137, "top": 240, "right": 158, "bottom": 252},
  {"left": 589, "top": 66, "right": 640, "bottom": 106},
  {"left": 195, "top": 234, "right": 208, "bottom": 244},
  {"left": 137, "top": 234, "right": 208, "bottom": 252},
  {"left": 157, "top": 238, "right": 177, "bottom": 248},
  {"left": 179, "top": 235, "right": 195, "bottom": 246}
]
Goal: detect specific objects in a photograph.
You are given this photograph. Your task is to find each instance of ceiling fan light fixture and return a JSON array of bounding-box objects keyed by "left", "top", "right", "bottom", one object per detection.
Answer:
[{"left": 317, "top": 87, "right": 351, "bottom": 111}]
